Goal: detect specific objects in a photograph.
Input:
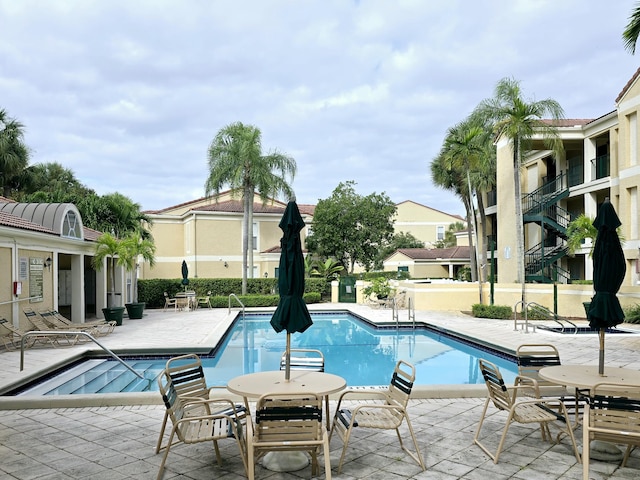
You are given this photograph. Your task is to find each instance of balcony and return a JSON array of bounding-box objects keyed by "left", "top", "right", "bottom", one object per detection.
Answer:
[{"left": 591, "top": 154, "right": 610, "bottom": 180}]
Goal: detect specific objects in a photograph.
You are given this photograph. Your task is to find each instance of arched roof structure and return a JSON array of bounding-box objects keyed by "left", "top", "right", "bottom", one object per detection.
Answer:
[{"left": 0, "top": 203, "right": 84, "bottom": 240}]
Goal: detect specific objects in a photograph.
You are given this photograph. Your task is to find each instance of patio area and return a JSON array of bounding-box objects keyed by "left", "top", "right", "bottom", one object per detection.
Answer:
[{"left": 2, "top": 305, "right": 640, "bottom": 479}]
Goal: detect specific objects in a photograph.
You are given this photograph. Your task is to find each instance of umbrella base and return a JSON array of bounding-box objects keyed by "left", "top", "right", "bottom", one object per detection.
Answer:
[{"left": 261, "top": 451, "right": 309, "bottom": 471}]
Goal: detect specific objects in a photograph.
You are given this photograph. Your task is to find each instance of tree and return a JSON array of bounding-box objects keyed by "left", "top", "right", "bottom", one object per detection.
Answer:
[
  {"left": 478, "top": 77, "right": 564, "bottom": 303},
  {"left": 92, "top": 233, "right": 128, "bottom": 307},
  {"left": 0, "top": 109, "right": 30, "bottom": 198},
  {"left": 375, "top": 232, "right": 424, "bottom": 269},
  {"left": 623, "top": 1, "right": 640, "bottom": 54},
  {"left": 306, "top": 181, "right": 396, "bottom": 273},
  {"left": 205, "top": 122, "right": 296, "bottom": 294},
  {"left": 118, "top": 232, "right": 156, "bottom": 303},
  {"left": 309, "top": 258, "right": 344, "bottom": 281}
]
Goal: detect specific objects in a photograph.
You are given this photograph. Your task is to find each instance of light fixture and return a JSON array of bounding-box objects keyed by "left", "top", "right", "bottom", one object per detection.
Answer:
[
  {"left": 45, "top": 257, "right": 52, "bottom": 270},
  {"left": 224, "top": 261, "right": 228, "bottom": 268}
]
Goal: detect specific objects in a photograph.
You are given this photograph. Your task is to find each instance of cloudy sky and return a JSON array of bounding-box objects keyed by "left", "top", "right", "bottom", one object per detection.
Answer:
[{"left": 1, "top": 1, "right": 638, "bottom": 216}]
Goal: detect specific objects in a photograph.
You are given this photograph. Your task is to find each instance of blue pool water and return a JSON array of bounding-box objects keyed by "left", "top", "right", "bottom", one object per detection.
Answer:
[{"left": 17, "top": 311, "right": 517, "bottom": 395}]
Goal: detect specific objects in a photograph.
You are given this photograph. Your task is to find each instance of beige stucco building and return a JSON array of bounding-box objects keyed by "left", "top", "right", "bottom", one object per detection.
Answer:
[
  {"left": 0, "top": 198, "right": 121, "bottom": 332},
  {"left": 491, "top": 67, "right": 640, "bottom": 288},
  {"left": 141, "top": 192, "right": 315, "bottom": 281},
  {"left": 393, "top": 200, "right": 465, "bottom": 248}
]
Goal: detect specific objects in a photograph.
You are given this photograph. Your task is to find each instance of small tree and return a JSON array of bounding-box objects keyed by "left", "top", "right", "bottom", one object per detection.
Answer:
[
  {"left": 92, "top": 233, "right": 127, "bottom": 307},
  {"left": 119, "top": 232, "right": 156, "bottom": 303},
  {"left": 566, "top": 214, "right": 597, "bottom": 256}
]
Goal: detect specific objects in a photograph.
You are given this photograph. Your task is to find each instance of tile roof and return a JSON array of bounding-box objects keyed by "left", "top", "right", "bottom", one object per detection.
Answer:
[
  {"left": 0, "top": 211, "right": 56, "bottom": 234},
  {"left": 616, "top": 66, "right": 640, "bottom": 103},
  {"left": 193, "top": 199, "right": 290, "bottom": 214},
  {"left": 540, "top": 119, "right": 594, "bottom": 127},
  {"left": 395, "top": 246, "right": 471, "bottom": 260}
]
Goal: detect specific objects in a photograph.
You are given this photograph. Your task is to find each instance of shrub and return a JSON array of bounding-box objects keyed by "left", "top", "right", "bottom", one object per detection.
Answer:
[
  {"left": 472, "top": 304, "right": 512, "bottom": 319},
  {"left": 624, "top": 304, "right": 640, "bottom": 324}
]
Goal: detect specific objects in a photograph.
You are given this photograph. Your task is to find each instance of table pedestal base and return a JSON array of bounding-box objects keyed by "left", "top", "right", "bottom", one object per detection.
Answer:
[
  {"left": 585, "top": 440, "right": 624, "bottom": 462},
  {"left": 261, "top": 451, "right": 309, "bottom": 472}
]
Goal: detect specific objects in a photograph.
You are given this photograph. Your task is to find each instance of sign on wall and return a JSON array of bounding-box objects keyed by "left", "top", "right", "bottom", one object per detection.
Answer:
[
  {"left": 19, "top": 257, "right": 28, "bottom": 280},
  {"left": 29, "top": 257, "right": 44, "bottom": 303}
]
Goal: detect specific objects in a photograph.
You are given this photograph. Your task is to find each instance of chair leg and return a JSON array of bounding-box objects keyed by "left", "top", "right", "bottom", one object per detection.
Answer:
[
  {"left": 335, "top": 424, "right": 353, "bottom": 474},
  {"left": 322, "top": 435, "right": 332, "bottom": 480},
  {"left": 212, "top": 439, "right": 222, "bottom": 466},
  {"left": 582, "top": 424, "right": 591, "bottom": 480},
  {"left": 155, "top": 411, "right": 170, "bottom": 453},
  {"left": 156, "top": 428, "right": 176, "bottom": 480},
  {"left": 396, "top": 414, "right": 426, "bottom": 470}
]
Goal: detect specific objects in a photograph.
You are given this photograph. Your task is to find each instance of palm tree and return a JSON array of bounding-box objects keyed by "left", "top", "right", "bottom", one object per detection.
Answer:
[
  {"left": 478, "top": 77, "right": 564, "bottom": 303},
  {"left": 439, "top": 119, "right": 486, "bottom": 292},
  {"left": 0, "top": 109, "right": 30, "bottom": 198},
  {"left": 623, "top": 1, "right": 640, "bottom": 54},
  {"left": 92, "top": 233, "right": 127, "bottom": 307},
  {"left": 119, "top": 232, "right": 156, "bottom": 304},
  {"left": 205, "top": 122, "right": 296, "bottom": 294}
]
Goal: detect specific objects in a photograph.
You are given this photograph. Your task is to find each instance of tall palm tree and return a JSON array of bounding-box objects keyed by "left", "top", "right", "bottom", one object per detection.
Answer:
[
  {"left": 431, "top": 150, "right": 475, "bottom": 278},
  {"left": 0, "top": 109, "right": 30, "bottom": 198},
  {"left": 623, "top": 1, "right": 640, "bottom": 54},
  {"left": 205, "top": 122, "right": 296, "bottom": 294},
  {"left": 478, "top": 77, "right": 564, "bottom": 303}
]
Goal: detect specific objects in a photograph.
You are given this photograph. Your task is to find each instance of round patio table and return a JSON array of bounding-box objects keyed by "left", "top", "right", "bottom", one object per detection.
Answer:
[
  {"left": 227, "top": 370, "right": 346, "bottom": 472},
  {"left": 539, "top": 364, "right": 640, "bottom": 461}
]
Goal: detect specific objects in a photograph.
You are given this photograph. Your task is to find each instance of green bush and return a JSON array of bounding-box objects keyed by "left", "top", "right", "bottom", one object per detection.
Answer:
[
  {"left": 139, "top": 278, "right": 325, "bottom": 309},
  {"left": 624, "top": 304, "right": 640, "bottom": 324},
  {"left": 472, "top": 304, "right": 512, "bottom": 319}
]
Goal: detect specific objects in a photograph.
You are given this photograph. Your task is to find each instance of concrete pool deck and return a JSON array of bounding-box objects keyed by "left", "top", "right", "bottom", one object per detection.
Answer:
[{"left": 2, "top": 304, "right": 640, "bottom": 478}]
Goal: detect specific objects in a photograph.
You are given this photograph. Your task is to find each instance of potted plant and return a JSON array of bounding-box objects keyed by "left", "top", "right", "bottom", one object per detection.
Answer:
[
  {"left": 362, "top": 276, "right": 392, "bottom": 300},
  {"left": 119, "top": 232, "right": 156, "bottom": 319},
  {"left": 92, "top": 233, "right": 126, "bottom": 326}
]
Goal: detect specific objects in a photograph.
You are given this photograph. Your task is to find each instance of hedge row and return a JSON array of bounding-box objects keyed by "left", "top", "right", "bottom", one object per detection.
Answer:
[
  {"left": 138, "top": 278, "right": 328, "bottom": 309},
  {"left": 472, "top": 304, "right": 512, "bottom": 319}
]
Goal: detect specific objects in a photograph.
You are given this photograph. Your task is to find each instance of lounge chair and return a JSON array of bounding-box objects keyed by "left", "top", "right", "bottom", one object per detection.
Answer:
[
  {"left": 155, "top": 353, "right": 247, "bottom": 454},
  {"left": 582, "top": 382, "right": 640, "bottom": 480},
  {"left": 196, "top": 291, "right": 212, "bottom": 309},
  {"left": 329, "top": 359, "right": 425, "bottom": 473},
  {"left": 474, "top": 358, "right": 580, "bottom": 464},
  {"left": 156, "top": 372, "right": 247, "bottom": 480},
  {"left": 247, "top": 392, "right": 331, "bottom": 480},
  {"left": 163, "top": 292, "right": 178, "bottom": 311},
  {"left": 0, "top": 318, "right": 40, "bottom": 350},
  {"left": 515, "top": 343, "right": 581, "bottom": 426},
  {"left": 22, "top": 309, "right": 78, "bottom": 347},
  {"left": 39, "top": 309, "right": 115, "bottom": 336}
]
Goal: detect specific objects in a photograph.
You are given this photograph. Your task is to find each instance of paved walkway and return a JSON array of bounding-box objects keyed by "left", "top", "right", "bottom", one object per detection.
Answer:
[{"left": 2, "top": 304, "right": 640, "bottom": 479}]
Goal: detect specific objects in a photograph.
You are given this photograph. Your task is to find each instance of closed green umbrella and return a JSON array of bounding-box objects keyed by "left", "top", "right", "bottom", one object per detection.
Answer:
[
  {"left": 181, "top": 260, "right": 189, "bottom": 291},
  {"left": 587, "top": 199, "right": 625, "bottom": 375},
  {"left": 270, "top": 200, "right": 313, "bottom": 380}
]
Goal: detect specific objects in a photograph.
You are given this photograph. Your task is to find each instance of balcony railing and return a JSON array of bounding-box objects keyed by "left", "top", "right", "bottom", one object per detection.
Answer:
[{"left": 590, "top": 154, "right": 610, "bottom": 179}]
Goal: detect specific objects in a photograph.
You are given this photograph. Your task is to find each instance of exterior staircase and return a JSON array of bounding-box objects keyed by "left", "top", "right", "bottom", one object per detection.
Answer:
[{"left": 522, "top": 172, "right": 572, "bottom": 283}]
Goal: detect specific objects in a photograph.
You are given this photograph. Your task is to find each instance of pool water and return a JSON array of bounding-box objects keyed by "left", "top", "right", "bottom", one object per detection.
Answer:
[{"left": 17, "top": 311, "right": 517, "bottom": 395}]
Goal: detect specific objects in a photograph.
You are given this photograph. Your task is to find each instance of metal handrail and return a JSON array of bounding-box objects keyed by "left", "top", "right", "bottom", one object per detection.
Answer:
[
  {"left": 20, "top": 331, "right": 144, "bottom": 378},
  {"left": 391, "top": 297, "right": 399, "bottom": 326},
  {"left": 407, "top": 297, "right": 415, "bottom": 328},
  {"left": 526, "top": 301, "right": 578, "bottom": 334},
  {"left": 0, "top": 296, "right": 43, "bottom": 306},
  {"left": 228, "top": 293, "right": 245, "bottom": 315},
  {"left": 513, "top": 300, "right": 527, "bottom": 332}
]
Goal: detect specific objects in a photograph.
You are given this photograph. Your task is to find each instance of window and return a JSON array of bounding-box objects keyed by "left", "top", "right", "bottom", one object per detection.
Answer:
[
  {"left": 436, "top": 226, "right": 445, "bottom": 241},
  {"left": 397, "top": 266, "right": 408, "bottom": 273},
  {"left": 253, "top": 222, "right": 258, "bottom": 251},
  {"left": 62, "top": 211, "right": 81, "bottom": 238}
]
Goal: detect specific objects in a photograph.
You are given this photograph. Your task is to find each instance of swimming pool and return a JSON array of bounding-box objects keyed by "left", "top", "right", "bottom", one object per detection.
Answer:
[{"left": 15, "top": 311, "right": 517, "bottom": 395}]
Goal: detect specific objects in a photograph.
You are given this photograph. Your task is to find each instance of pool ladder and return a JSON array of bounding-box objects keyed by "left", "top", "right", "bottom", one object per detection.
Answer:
[
  {"left": 19, "top": 330, "right": 144, "bottom": 378},
  {"left": 228, "top": 294, "right": 245, "bottom": 318},
  {"left": 392, "top": 296, "right": 415, "bottom": 329},
  {"left": 513, "top": 300, "right": 577, "bottom": 334}
]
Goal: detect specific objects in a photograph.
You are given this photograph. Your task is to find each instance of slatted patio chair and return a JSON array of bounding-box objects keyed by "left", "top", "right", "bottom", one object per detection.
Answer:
[
  {"left": 40, "top": 309, "right": 116, "bottom": 336},
  {"left": 279, "top": 349, "right": 330, "bottom": 429},
  {"left": 474, "top": 358, "right": 580, "bottom": 464},
  {"left": 196, "top": 291, "right": 212, "bottom": 309},
  {"left": 0, "top": 318, "right": 40, "bottom": 350},
  {"left": 582, "top": 382, "right": 640, "bottom": 480},
  {"left": 163, "top": 292, "right": 178, "bottom": 311},
  {"left": 247, "top": 392, "right": 331, "bottom": 480},
  {"left": 329, "top": 359, "right": 425, "bottom": 473},
  {"left": 155, "top": 353, "right": 247, "bottom": 453},
  {"left": 36, "top": 310, "right": 99, "bottom": 337},
  {"left": 515, "top": 343, "right": 582, "bottom": 426},
  {"left": 156, "top": 372, "right": 247, "bottom": 480},
  {"left": 22, "top": 309, "right": 78, "bottom": 347}
]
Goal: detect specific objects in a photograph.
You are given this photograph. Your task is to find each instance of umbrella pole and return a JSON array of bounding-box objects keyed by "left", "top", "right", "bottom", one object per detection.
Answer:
[
  {"left": 599, "top": 329, "right": 605, "bottom": 376},
  {"left": 285, "top": 332, "right": 291, "bottom": 381}
]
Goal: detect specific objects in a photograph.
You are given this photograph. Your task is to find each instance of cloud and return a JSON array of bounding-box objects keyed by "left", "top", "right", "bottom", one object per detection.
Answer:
[{"left": 0, "top": 0, "right": 636, "bottom": 216}]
